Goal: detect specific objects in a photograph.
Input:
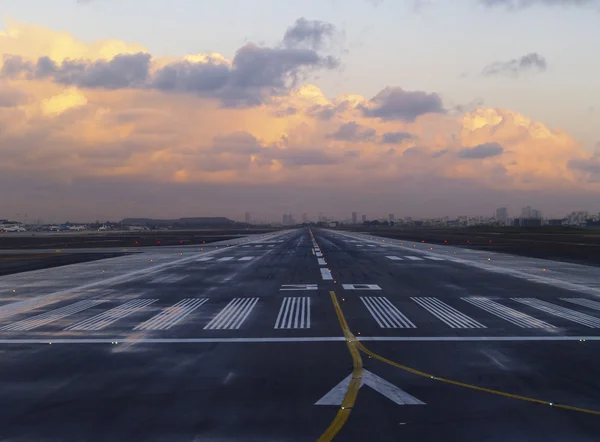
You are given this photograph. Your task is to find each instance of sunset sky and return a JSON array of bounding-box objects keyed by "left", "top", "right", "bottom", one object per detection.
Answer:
[{"left": 1, "top": 0, "right": 599, "bottom": 222}]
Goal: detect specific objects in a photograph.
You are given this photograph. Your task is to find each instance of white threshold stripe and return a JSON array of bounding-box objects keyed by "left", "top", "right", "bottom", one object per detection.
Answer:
[
  {"left": 134, "top": 298, "right": 209, "bottom": 330},
  {"left": 462, "top": 297, "right": 554, "bottom": 329},
  {"left": 274, "top": 297, "right": 310, "bottom": 329},
  {"left": 386, "top": 256, "right": 403, "bottom": 261},
  {"left": 0, "top": 336, "right": 599, "bottom": 344},
  {"left": 405, "top": 256, "right": 424, "bottom": 261},
  {"left": 360, "top": 297, "right": 415, "bottom": 328},
  {"left": 512, "top": 298, "right": 600, "bottom": 328},
  {"left": 217, "top": 257, "right": 235, "bottom": 262},
  {"left": 411, "top": 297, "right": 486, "bottom": 329},
  {"left": 561, "top": 298, "right": 600, "bottom": 312},
  {"left": 66, "top": 299, "right": 157, "bottom": 331},
  {"left": 0, "top": 300, "right": 105, "bottom": 331},
  {"left": 204, "top": 298, "right": 259, "bottom": 330}
]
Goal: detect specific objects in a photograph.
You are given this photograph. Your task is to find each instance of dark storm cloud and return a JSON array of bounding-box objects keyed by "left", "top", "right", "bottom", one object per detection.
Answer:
[
  {"left": 360, "top": 87, "right": 445, "bottom": 122},
  {"left": 458, "top": 142, "right": 504, "bottom": 159},
  {"left": 283, "top": 18, "right": 336, "bottom": 50},
  {"left": 209, "top": 131, "right": 339, "bottom": 166},
  {"left": 327, "top": 121, "right": 376, "bottom": 142},
  {"left": 1, "top": 55, "right": 32, "bottom": 78},
  {"left": 480, "top": 0, "right": 596, "bottom": 8},
  {"left": 266, "top": 148, "right": 339, "bottom": 166},
  {"left": 272, "top": 107, "right": 298, "bottom": 117},
  {"left": 482, "top": 53, "right": 547, "bottom": 77},
  {"left": 0, "top": 85, "right": 27, "bottom": 107},
  {"left": 432, "top": 148, "right": 449, "bottom": 158},
  {"left": 2, "top": 53, "right": 152, "bottom": 89},
  {"left": 381, "top": 131, "right": 413, "bottom": 144},
  {"left": 212, "top": 131, "right": 264, "bottom": 155},
  {"left": 0, "top": 18, "right": 340, "bottom": 108},
  {"left": 568, "top": 158, "right": 600, "bottom": 181}
]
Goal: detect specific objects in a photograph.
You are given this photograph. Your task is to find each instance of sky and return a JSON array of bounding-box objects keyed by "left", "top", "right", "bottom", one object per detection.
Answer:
[{"left": 0, "top": 0, "right": 599, "bottom": 222}]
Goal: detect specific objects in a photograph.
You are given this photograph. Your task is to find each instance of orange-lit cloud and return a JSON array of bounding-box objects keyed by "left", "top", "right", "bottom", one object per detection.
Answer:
[{"left": 0, "top": 17, "right": 597, "bottom": 220}]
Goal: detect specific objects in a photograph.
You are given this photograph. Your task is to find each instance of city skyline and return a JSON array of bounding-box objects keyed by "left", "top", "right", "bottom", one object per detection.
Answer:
[{"left": 1, "top": 1, "right": 600, "bottom": 220}]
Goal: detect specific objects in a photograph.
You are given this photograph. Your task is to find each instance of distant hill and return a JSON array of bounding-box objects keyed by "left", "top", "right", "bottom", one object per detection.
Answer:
[{"left": 121, "top": 217, "right": 240, "bottom": 228}]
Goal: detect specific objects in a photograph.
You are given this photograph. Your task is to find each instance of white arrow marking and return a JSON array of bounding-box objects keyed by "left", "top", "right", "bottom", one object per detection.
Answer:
[{"left": 315, "top": 369, "right": 425, "bottom": 406}]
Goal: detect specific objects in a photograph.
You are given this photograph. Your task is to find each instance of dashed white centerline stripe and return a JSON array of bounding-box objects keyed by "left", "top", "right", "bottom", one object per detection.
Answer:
[
  {"left": 238, "top": 256, "right": 254, "bottom": 261},
  {"left": 462, "top": 297, "right": 554, "bottom": 328},
  {"left": 204, "top": 298, "right": 259, "bottom": 330},
  {"left": 217, "top": 257, "right": 235, "bottom": 262},
  {"left": 66, "top": 299, "right": 157, "bottom": 331},
  {"left": 423, "top": 256, "right": 446, "bottom": 261},
  {"left": 134, "top": 298, "right": 209, "bottom": 330},
  {"left": 411, "top": 297, "right": 486, "bottom": 329},
  {"left": 512, "top": 298, "right": 600, "bottom": 328},
  {"left": 196, "top": 257, "right": 214, "bottom": 262},
  {"left": 318, "top": 258, "right": 327, "bottom": 265},
  {"left": 1, "top": 300, "right": 106, "bottom": 331},
  {"left": 360, "top": 297, "right": 415, "bottom": 328},
  {"left": 321, "top": 268, "right": 333, "bottom": 280}
]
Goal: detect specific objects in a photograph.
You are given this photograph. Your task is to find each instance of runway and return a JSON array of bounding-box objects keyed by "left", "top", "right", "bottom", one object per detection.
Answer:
[{"left": 1, "top": 228, "right": 600, "bottom": 441}]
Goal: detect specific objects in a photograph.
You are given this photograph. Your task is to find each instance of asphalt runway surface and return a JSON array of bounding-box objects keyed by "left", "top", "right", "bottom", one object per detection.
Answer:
[
  {"left": 345, "top": 227, "right": 600, "bottom": 267},
  {"left": 1, "top": 228, "right": 600, "bottom": 441}
]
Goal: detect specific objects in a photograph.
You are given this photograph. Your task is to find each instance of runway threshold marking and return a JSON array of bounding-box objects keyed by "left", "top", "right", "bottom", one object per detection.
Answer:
[
  {"left": 317, "top": 291, "right": 363, "bottom": 442},
  {"left": 326, "top": 289, "right": 600, "bottom": 418}
]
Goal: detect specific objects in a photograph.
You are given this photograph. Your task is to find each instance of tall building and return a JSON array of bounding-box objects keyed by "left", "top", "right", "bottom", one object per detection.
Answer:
[
  {"left": 521, "top": 206, "right": 533, "bottom": 218},
  {"left": 496, "top": 207, "right": 508, "bottom": 222},
  {"left": 362, "top": 214, "right": 367, "bottom": 223},
  {"left": 245, "top": 212, "right": 251, "bottom": 224},
  {"left": 288, "top": 214, "right": 295, "bottom": 225},
  {"left": 388, "top": 214, "right": 395, "bottom": 223},
  {"left": 282, "top": 214, "right": 288, "bottom": 225},
  {"left": 352, "top": 212, "right": 358, "bottom": 224}
]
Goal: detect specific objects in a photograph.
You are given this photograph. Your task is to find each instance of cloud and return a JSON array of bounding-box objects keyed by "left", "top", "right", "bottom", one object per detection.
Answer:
[
  {"left": 381, "top": 131, "right": 413, "bottom": 144},
  {"left": 0, "top": 83, "right": 28, "bottom": 107},
  {"left": 360, "top": 87, "right": 445, "bottom": 122},
  {"left": 480, "top": 0, "right": 597, "bottom": 8},
  {"left": 3, "top": 46, "right": 339, "bottom": 108},
  {"left": 328, "top": 121, "right": 376, "bottom": 142},
  {"left": 458, "top": 142, "right": 504, "bottom": 159},
  {"left": 283, "top": 18, "right": 336, "bottom": 50},
  {"left": 0, "top": 18, "right": 597, "bottom": 221},
  {"left": 41, "top": 87, "right": 88, "bottom": 116},
  {"left": 482, "top": 53, "right": 547, "bottom": 77}
]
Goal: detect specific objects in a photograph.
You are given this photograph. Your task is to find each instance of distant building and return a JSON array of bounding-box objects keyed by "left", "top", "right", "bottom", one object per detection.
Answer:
[
  {"left": 245, "top": 212, "right": 251, "bottom": 224},
  {"left": 318, "top": 212, "right": 324, "bottom": 222},
  {"left": 282, "top": 214, "right": 288, "bottom": 225},
  {"left": 352, "top": 212, "right": 358, "bottom": 225},
  {"left": 302, "top": 213, "right": 309, "bottom": 224},
  {"left": 522, "top": 206, "right": 542, "bottom": 219},
  {"left": 388, "top": 214, "right": 395, "bottom": 223},
  {"left": 496, "top": 207, "right": 508, "bottom": 222},
  {"left": 362, "top": 214, "right": 367, "bottom": 223}
]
